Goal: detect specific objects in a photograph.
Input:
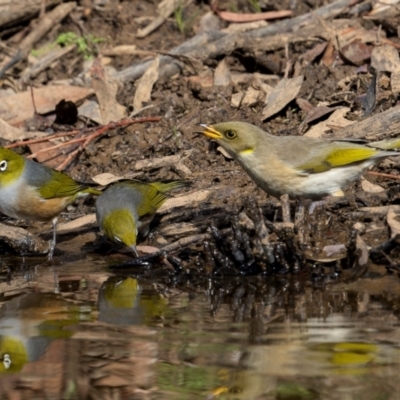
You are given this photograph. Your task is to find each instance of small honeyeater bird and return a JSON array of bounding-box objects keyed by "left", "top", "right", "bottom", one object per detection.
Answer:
[
  {"left": 0, "top": 148, "right": 101, "bottom": 259},
  {"left": 200, "top": 121, "right": 400, "bottom": 199},
  {"left": 95, "top": 180, "right": 189, "bottom": 256}
]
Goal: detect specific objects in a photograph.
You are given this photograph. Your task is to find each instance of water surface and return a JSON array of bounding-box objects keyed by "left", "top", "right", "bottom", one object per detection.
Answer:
[{"left": 0, "top": 256, "right": 399, "bottom": 400}]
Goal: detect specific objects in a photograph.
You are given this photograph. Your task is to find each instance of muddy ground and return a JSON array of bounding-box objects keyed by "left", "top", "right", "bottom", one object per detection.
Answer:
[{"left": 1, "top": 0, "right": 400, "bottom": 279}]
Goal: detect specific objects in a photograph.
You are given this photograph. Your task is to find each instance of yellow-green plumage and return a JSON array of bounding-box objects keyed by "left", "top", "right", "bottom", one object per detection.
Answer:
[
  {"left": 0, "top": 148, "right": 101, "bottom": 258},
  {"left": 102, "top": 208, "right": 137, "bottom": 250},
  {"left": 96, "top": 180, "right": 188, "bottom": 254},
  {"left": 298, "top": 147, "right": 381, "bottom": 173},
  {"left": 200, "top": 121, "right": 400, "bottom": 199}
]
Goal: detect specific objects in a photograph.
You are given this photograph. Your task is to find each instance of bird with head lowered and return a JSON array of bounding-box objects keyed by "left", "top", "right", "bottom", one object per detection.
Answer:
[
  {"left": 0, "top": 148, "right": 101, "bottom": 259},
  {"left": 200, "top": 121, "right": 400, "bottom": 200},
  {"left": 95, "top": 179, "right": 189, "bottom": 256}
]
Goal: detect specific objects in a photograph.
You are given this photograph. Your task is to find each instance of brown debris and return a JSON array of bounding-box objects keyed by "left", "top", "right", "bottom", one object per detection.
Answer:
[
  {"left": 262, "top": 75, "right": 304, "bottom": 120},
  {"left": 136, "top": 0, "right": 184, "bottom": 38},
  {"left": 133, "top": 56, "right": 160, "bottom": 112},
  {"left": 0, "top": 222, "right": 48, "bottom": 254},
  {"left": 90, "top": 58, "right": 126, "bottom": 125},
  {"left": 213, "top": 9, "right": 293, "bottom": 23}
]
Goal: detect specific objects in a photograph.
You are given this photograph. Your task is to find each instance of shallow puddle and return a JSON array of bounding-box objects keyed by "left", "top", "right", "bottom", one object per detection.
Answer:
[{"left": 0, "top": 256, "right": 400, "bottom": 400}]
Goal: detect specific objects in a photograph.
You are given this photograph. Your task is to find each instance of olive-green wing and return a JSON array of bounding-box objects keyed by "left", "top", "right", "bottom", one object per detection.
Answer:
[
  {"left": 38, "top": 170, "right": 89, "bottom": 199},
  {"left": 127, "top": 180, "right": 189, "bottom": 217},
  {"left": 124, "top": 184, "right": 167, "bottom": 219},
  {"left": 288, "top": 141, "right": 384, "bottom": 173}
]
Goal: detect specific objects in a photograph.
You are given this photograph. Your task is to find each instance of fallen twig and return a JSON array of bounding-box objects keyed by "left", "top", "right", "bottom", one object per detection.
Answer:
[
  {"left": 212, "top": 8, "right": 293, "bottom": 23},
  {"left": 367, "top": 171, "right": 400, "bottom": 180},
  {"left": 17, "top": 116, "right": 161, "bottom": 170},
  {"left": 0, "top": 2, "right": 76, "bottom": 78},
  {"left": 6, "top": 129, "right": 84, "bottom": 148},
  {"left": 114, "top": 0, "right": 361, "bottom": 83},
  {"left": 110, "top": 232, "right": 212, "bottom": 268}
]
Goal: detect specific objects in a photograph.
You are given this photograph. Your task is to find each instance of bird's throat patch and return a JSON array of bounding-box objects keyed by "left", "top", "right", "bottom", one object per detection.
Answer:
[{"left": 239, "top": 147, "right": 255, "bottom": 156}]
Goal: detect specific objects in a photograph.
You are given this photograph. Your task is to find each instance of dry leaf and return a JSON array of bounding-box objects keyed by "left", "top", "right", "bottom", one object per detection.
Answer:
[
  {"left": 340, "top": 40, "right": 372, "bottom": 66},
  {"left": 321, "top": 40, "right": 336, "bottom": 67},
  {"left": 92, "top": 173, "right": 123, "bottom": 186},
  {"left": 231, "top": 87, "right": 260, "bottom": 107},
  {"left": 78, "top": 100, "right": 103, "bottom": 124},
  {"left": 387, "top": 206, "right": 400, "bottom": 238},
  {"left": 214, "top": 59, "right": 231, "bottom": 86},
  {"left": 361, "top": 177, "right": 385, "bottom": 193},
  {"left": 296, "top": 98, "right": 314, "bottom": 113},
  {"left": 186, "top": 71, "right": 214, "bottom": 88},
  {"left": 217, "top": 146, "right": 233, "bottom": 159},
  {"left": 304, "top": 105, "right": 338, "bottom": 125},
  {"left": 242, "top": 86, "right": 260, "bottom": 105},
  {"left": 0, "top": 86, "right": 93, "bottom": 127},
  {"left": 57, "top": 214, "right": 97, "bottom": 235},
  {"left": 133, "top": 56, "right": 160, "bottom": 111},
  {"left": 367, "top": 0, "right": 400, "bottom": 17},
  {"left": 302, "top": 42, "right": 328, "bottom": 65},
  {"left": 90, "top": 57, "right": 126, "bottom": 124},
  {"left": 262, "top": 75, "right": 304, "bottom": 120},
  {"left": 0, "top": 117, "right": 46, "bottom": 142},
  {"left": 337, "top": 25, "right": 383, "bottom": 48},
  {"left": 304, "top": 107, "right": 351, "bottom": 138},
  {"left": 371, "top": 44, "right": 400, "bottom": 72},
  {"left": 28, "top": 141, "right": 71, "bottom": 168}
]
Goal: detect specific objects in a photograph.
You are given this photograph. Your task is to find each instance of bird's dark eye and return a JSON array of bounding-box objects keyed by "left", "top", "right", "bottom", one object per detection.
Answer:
[{"left": 225, "top": 130, "right": 237, "bottom": 140}]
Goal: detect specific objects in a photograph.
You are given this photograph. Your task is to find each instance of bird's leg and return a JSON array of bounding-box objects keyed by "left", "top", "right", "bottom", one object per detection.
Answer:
[{"left": 47, "top": 217, "right": 58, "bottom": 260}]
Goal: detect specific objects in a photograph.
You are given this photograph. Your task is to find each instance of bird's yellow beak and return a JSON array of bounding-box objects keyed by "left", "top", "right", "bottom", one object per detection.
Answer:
[{"left": 200, "top": 124, "right": 223, "bottom": 139}]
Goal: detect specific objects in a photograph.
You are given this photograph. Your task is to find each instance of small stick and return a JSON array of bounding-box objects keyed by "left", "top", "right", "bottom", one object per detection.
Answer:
[
  {"left": 25, "top": 116, "right": 161, "bottom": 163},
  {"left": 6, "top": 129, "right": 84, "bottom": 148},
  {"left": 110, "top": 233, "right": 211, "bottom": 268},
  {"left": 56, "top": 148, "right": 81, "bottom": 171},
  {"left": 30, "top": 85, "right": 38, "bottom": 116},
  {"left": 280, "top": 194, "right": 291, "bottom": 223},
  {"left": 367, "top": 171, "right": 400, "bottom": 180}
]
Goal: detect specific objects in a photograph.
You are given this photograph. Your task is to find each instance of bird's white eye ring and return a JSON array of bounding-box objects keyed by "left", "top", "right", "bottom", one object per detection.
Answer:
[
  {"left": 114, "top": 236, "right": 122, "bottom": 244},
  {"left": 225, "top": 130, "right": 237, "bottom": 140},
  {"left": 3, "top": 354, "right": 11, "bottom": 369},
  {"left": 0, "top": 160, "right": 7, "bottom": 172}
]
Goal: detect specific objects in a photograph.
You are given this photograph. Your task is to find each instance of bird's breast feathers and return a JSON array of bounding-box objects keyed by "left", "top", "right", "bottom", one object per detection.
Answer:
[{"left": 0, "top": 179, "right": 71, "bottom": 221}]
